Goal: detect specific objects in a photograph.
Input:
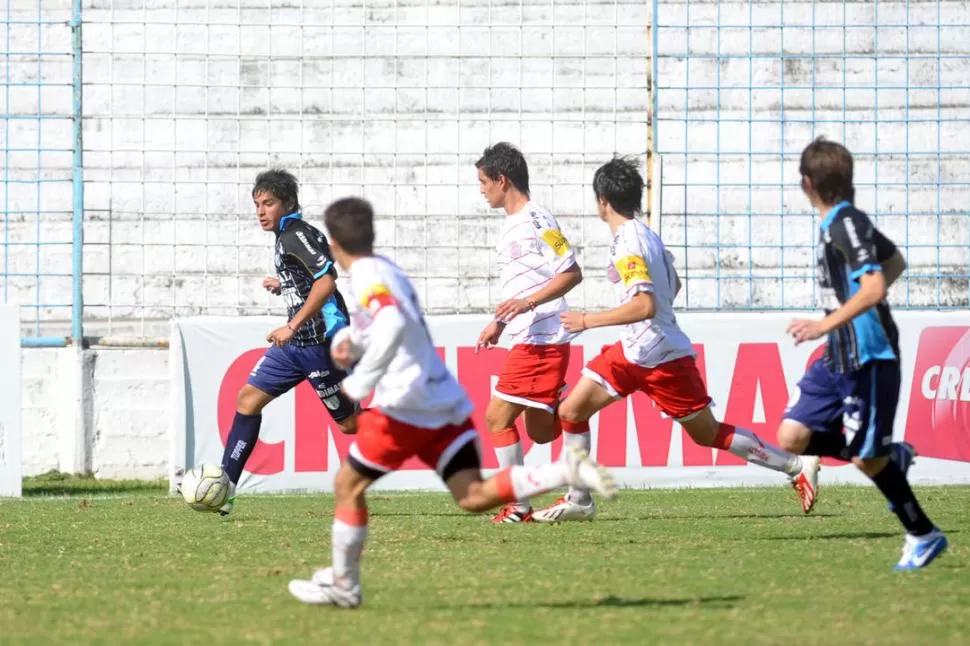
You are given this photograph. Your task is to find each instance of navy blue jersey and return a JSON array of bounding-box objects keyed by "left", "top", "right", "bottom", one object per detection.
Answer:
[
  {"left": 275, "top": 213, "right": 349, "bottom": 346},
  {"left": 816, "top": 201, "right": 899, "bottom": 373}
]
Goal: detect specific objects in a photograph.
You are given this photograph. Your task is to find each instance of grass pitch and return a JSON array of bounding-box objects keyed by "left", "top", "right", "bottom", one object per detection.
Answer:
[{"left": 1, "top": 474, "right": 968, "bottom": 645}]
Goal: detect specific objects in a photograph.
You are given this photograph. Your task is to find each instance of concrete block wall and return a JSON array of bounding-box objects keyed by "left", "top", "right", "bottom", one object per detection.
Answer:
[
  {"left": 21, "top": 347, "right": 170, "bottom": 479},
  {"left": 4, "top": 0, "right": 969, "bottom": 339},
  {"left": 654, "top": 0, "right": 970, "bottom": 308}
]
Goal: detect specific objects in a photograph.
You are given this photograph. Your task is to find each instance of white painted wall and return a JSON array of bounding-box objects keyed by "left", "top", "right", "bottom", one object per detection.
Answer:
[
  {"left": 22, "top": 347, "right": 169, "bottom": 479},
  {"left": 8, "top": 0, "right": 970, "bottom": 478},
  {"left": 5, "top": 0, "right": 967, "bottom": 340}
]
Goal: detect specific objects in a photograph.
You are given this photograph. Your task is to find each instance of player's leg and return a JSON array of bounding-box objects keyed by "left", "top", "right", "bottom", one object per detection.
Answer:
[
  {"left": 634, "top": 354, "right": 820, "bottom": 513},
  {"left": 302, "top": 342, "right": 361, "bottom": 435},
  {"left": 288, "top": 409, "right": 407, "bottom": 607},
  {"left": 532, "top": 346, "right": 624, "bottom": 523},
  {"left": 430, "top": 421, "right": 617, "bottom": 514},
  {"left": 483, "top": 397, "right": 532, "bottom": 522},
  {"left": 219, "top": 345, "right": 304, "bottom": 515},
  {"left": 518, "top": 344, "right": 596, "bottom": 507},
  {"left": 777, "top": 360, "right": 917, "bottom": 512},
  {"left": 843, "top": 362, "right": 947, "bottom": 570}
]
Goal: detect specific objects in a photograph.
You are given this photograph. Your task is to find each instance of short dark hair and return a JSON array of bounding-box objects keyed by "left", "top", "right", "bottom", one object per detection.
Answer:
[
  {"left": 252, "top": 168, "right": 301, "bottom": 213},
  {"left": 475, "top": 142, "right": 530, "bottom": 195},
  {"left": 799, "top": 137, "right": 854, "bottom": 205},
  {"left": 324, "top": 197, "right": 375, "bottom": 255},
  {"left": 593, "top": 156, "right": 644, "bottom": 218}
]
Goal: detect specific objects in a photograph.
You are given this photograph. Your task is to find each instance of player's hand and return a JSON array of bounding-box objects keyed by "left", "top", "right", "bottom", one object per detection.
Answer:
[
  {"left": 263, "top": 276, "right": 282, "bottom": 295},
  {"left": 494, "top": 298, "right": 532, "bottom": 322},
  {"left": 267, "top": 324, "right": 295, "bottom": 347},
  {"left": 786, "top": 318, "right": 825, "bottom": 345},
  {"left": 331, "top": 336, "right": 354, "bottom": 370},
  {"left": 475, "top": 321, "right": 504, "bottom": 354},
  {"left": 560, "top": 310, "right": 588, "bottom": 333}
]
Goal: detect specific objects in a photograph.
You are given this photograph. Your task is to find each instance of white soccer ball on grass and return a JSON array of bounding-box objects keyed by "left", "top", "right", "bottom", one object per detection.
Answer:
[{"left": 180, "top": 464, "right": 231, "bottom": 512}]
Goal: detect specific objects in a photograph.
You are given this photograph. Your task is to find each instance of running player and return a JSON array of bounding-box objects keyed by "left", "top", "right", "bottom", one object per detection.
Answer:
[
  {"left": 217, "top": 169, "right": 359, "bottom": 515},
  {"left": 473, "top": 142, "right": 593, "bottom": 524},
  {"left": 287, "top": 197, "right": 617, "bottom": 608},
  {"left": 778, "top": 137, "right": 947, "bottom": 569},
  {"left": 555, "top": 156, "right": 821, "bottom": 518}
]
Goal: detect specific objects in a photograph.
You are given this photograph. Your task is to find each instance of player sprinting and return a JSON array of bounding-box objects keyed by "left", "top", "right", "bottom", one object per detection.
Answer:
[
  {"left": 217, "top": 169, "right": 359, "bottom": 515},
  {"left": 554, "top": 156, "right": 821, "bottom": 516},
  {"left": 287, "top": 197, "right": 617, "bottom": 608},
  {"left": 472, "top": 142, "right": 594, "bottom": 524},
  {"left": 778, "top": 137, "right": 947, "bottom": 569}
]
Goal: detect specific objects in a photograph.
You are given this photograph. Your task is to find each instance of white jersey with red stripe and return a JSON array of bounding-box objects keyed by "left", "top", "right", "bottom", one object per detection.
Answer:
[
  {"left": 607, "top": 218, "right": 695, "bottom": 368},
  {"left": 496, "top": 202, "right": 577, "bottom": 345},
  {"left": 339, "top": 255, "right": 473, "bottom": 429}
]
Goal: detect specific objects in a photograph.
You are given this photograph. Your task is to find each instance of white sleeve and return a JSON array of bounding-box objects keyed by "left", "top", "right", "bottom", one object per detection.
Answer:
[{"left": 341, "top": 306, "right": 407, "bottom": 401}]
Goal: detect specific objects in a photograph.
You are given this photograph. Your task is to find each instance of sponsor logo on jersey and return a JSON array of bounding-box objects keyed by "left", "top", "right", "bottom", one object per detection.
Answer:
[
  {"left": 614, "top": 255, "right": 650, "bottom": 286},
  {"left": 540, "top": 228, "right": 571, "bottom": 257}
]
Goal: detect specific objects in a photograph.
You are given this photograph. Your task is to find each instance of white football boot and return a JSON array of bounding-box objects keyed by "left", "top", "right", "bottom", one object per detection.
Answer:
[
  {"left": 288, "top": 566, "right": 362, "bottom": 609},
  {"left": 532, "top": 495, "right": 597, "bottom": 523}
]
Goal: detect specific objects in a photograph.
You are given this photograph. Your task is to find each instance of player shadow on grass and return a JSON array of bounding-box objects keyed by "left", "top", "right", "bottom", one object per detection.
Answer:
[
  {"left": 763, "top": 528, "right": 961, "bottom": 541},
  {"left": 453, "top": 594, "right": 745, "bottom": 610},
  {"left": 570, "top": 513, "right": 841, "bottom": 522}
]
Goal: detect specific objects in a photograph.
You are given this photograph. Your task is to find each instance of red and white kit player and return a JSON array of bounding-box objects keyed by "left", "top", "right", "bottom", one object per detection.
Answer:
[
  {"left": 287, "top": 197, "right": 617, "bottom": 609},
  {"left": 554, "top": 157, "right": 821, "bottom": 519},
  {"left": 473, "top": 143, "right": 596, "bottom": 524}
]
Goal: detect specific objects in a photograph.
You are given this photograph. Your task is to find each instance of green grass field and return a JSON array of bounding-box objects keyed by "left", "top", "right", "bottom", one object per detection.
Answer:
[{"left": 2, "top": 474, "right": 968, "bottom": 645}]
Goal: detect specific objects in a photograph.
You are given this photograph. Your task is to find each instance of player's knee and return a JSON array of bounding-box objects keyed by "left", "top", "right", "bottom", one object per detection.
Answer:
[
  {"left": 777, "top": 421, "right": 810, "bottom": 454},
  {"left": 333, "top": 465, "right": 368, "bottom": 504},
  {"left": 236, "top": 385, "right": 269, "bottom": 415},
  {"left": 557, "top": 399, "right": 585, "bottom": 424},
  {"left": 336, "top": 415, "right": 358, "bottom": 435},
  {"left": 853, "top": 455, "right": 889, "bottom": 477}
]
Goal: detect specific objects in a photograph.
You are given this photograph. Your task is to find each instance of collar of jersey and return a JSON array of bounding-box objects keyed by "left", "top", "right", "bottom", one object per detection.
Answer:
[
  {"left": 278, "top": 212, "right": 302, "bottom": 232},
  {"left": 820, "top": 200, "right": 852, "bottom": 231}
]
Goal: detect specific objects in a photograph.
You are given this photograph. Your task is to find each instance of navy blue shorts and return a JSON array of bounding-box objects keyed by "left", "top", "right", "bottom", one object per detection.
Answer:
[
  {"left": 247, "top": 342, "right": 358, "bottom": 423},
  {"left": 783, "top": 358, "right": 900, "bottom": 459}
]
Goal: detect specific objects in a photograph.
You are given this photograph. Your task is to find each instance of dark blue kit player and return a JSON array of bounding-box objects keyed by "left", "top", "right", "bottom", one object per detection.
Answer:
[
  {"left": 218, "top": 169, "right": 360, "bottom": 515},
  {"left": 778, "top": 137, "right": 947, "bottom": 570}
]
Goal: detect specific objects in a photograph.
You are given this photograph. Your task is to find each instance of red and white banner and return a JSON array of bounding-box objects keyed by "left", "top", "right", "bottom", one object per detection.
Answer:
[{"left": 170, "top": 311, "right": 970, "bottom": 494}]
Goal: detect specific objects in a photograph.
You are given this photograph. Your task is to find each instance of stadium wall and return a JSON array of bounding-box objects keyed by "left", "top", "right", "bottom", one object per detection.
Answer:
[{"left": 20, "top": 311, "right": 970, "bottom": 488}]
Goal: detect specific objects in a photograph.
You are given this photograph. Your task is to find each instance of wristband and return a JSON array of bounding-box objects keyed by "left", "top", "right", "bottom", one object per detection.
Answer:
[
  {"left": 286, "top": 322, "right": 295, "bottom": 332},
  {"left": 527, "top": 299, "right": 537, "bottom": 311}
]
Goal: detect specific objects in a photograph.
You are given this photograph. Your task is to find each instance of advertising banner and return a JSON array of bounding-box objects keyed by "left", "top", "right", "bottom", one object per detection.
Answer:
[{"left": 171, "top": 311, "right": 970, "bottom": 493}]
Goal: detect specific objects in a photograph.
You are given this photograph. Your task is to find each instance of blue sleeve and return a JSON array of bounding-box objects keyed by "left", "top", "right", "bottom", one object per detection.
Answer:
[
  {"left": 828, "top": 209, "right": 882, "bottom": 281},
  {"left": 280, "top": 227, "right": 337, "bottom": 280}
]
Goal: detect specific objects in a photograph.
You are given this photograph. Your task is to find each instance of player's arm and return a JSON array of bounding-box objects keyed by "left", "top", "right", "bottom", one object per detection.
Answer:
[
  {"left": 518, "top": 264, "right": 582, "bottom": 309},
  {"left": 563, "top": 251, "right": 655, "bottom": 331},
  {"left": 282, "top": 230, "right": 338, "bottom": 331},
  {"left": 582, "top": 292, "right": 655, "bottom": 329},
  {"left": 874, "top": 227, "right": 906, "bottom": 288},
  {"left": 816, "top": 212, "right": 887, "bottom": 335},
  {"left": 494, "top": 224, "right": 582, "bottom": 322},
  {"left": 340, "top": 282, "right": 407, "bottom": 401}
]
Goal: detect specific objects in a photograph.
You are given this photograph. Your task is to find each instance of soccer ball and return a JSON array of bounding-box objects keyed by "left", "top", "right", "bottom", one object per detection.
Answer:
[{"left": 180, "top": 464, "right": 231, "bottom": 512}]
